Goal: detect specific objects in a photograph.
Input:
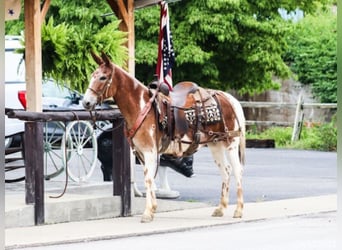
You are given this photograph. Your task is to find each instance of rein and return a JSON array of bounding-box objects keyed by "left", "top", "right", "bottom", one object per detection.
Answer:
[
  {"left": 125, "top": 84, "right": 160, "bottom": 145},
  {"left": 88, "top": 109, "right": 124, "bottom": 133}
]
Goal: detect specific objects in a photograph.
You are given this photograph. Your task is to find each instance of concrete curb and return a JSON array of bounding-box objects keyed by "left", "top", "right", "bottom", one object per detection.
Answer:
[{"left": 5, "top": 194, "right": 336, "bottom": 249}]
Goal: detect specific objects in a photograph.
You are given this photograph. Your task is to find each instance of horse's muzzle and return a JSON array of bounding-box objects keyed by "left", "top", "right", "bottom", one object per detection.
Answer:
[{"left": 82, "top": 99, "right": 96, "bottom": 111}]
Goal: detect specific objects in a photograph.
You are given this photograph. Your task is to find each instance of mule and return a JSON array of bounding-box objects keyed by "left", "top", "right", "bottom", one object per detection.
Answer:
[{"left": 82, "top": 52, "right": 246, "bottom": 223}]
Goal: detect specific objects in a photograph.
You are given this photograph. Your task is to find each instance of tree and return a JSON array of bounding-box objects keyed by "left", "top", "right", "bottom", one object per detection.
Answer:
[
  {"left": 135, "top": 0, "right": 328, "bottom": 94},
  {"left": 283, "top": 6, "right": 337, "bottom": 103},
  {"left": 6, "top": 0, "right": 329, "bottom": 93}
]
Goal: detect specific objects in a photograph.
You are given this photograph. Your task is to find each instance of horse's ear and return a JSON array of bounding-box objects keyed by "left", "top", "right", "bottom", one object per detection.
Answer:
[
  {"left": 100, "top": 52, "right": 112, "bottom": 66},
  {"left": 90, "top": 51, "right": 103, "bottom": 65}
]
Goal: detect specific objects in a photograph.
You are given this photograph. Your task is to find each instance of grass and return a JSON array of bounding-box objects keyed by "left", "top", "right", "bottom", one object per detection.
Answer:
[{"left": 246, "top": 119, "right": 337, "bottom": 151}]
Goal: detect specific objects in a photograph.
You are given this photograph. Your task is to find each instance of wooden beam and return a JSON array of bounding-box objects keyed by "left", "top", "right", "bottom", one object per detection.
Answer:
[
  {"left": 127, "top": 0, "right": 135, "bottom": 75},
  {"left": 6, "top": 109, "right": 122, "bottom": 122},
  {"left": 41, "top": 0, "right": 51, "bottom": 22},
  {"left": 24, "top": 0, "right": 42, "bottom": 112},
  {"left": 106, "top": 0, "right": 135, "bottom": 75},
  {"left": 117, "top": 0, "right": 130, "bottom": 26},
  {"left": 106, "top": 0, "right": 121, "bottom": 17},
  {"left": 106, "top": 0, "right": 129, "bottom": 27}
]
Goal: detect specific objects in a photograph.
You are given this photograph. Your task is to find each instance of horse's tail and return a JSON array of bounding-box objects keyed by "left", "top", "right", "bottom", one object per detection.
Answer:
[
  {"left": 223, "top": 92, "right": 246, "bottom": 165},
  {"left": 239, "top": 121, "right": 246, "bottom": 165}
]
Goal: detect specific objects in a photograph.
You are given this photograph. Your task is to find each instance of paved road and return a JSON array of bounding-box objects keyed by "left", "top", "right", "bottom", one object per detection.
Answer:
[
  {"left": 5, "top": 148, "right": 337, "bottom": 250},
  {"left": 136, "top": 148, "right": 337, "bottom": 204},
  {"left": 5, "top": 148, "right": 336, "bottom": 206},
  {"left": 21, "top": 212, "right": 337, "bottom": 250}
]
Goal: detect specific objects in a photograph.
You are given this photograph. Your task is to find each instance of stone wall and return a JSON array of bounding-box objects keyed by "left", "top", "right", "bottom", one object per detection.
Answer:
[{"left": 236, "top": 78, "right": 334, "bottom": 130}]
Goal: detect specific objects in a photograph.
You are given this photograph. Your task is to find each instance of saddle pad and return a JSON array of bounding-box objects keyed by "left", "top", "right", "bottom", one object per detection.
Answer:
[{"left": 184, "top": 105, "right": 221, "bottom": 125}]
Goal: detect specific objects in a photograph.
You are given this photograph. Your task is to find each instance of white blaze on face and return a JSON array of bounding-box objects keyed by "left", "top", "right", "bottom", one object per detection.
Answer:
[{"left": 82, "top": 77, "right": 98, "bottom": 110}]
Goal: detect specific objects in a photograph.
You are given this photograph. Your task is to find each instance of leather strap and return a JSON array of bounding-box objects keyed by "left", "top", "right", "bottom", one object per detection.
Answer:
[{"left": 125, "top": 88, "right": 160, "bottom": 144}]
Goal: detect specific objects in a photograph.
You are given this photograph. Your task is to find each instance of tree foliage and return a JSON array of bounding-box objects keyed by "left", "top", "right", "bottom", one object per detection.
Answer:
[
  {"left": 5, "top": 0, "right": 329, "bottom": 94},
  {"left": 283, "top": 7, "right": 337, "bottom": 103},
  {"left": 41, "top": 17, "right": 127, "bottom": 92},
  {"left": 135, "top": 0, "right": 328, "bottom": 94}
]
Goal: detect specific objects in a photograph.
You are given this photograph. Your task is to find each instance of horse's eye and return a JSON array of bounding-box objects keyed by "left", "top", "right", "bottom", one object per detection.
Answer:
[{"left": 99, "top": 76, "right": 107, "bottom": 81}]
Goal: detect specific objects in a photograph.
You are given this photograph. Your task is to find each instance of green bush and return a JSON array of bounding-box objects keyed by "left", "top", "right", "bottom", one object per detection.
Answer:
[
  {"left": 283, "top": 7, "right": 337, "bottom": 103},
  {"left": 246, "top": 119, "right": 337, "bottom": 151},
  {"left": 39, "top": 18, "right": 127, "bottom": 92}
]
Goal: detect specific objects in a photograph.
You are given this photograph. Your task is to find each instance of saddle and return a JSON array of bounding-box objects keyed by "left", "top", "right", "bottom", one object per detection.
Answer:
[{"left": 154, "top": 81, "right": 223, "bottom": 155}]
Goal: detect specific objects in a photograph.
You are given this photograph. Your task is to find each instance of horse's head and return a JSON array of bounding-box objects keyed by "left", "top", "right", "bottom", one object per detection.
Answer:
[{"left": 82, "top": 51, "right": 115, "bottom": 110}]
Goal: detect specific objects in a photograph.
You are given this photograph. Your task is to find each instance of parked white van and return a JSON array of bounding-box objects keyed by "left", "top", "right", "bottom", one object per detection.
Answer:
[{"left": 5, "top": 36, "right": 26, "bottom": 148}]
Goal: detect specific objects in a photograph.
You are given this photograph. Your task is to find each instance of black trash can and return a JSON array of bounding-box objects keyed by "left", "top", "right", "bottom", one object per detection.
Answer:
[{"left": 97, "top": 127, "right": 114, "bottom": 181}]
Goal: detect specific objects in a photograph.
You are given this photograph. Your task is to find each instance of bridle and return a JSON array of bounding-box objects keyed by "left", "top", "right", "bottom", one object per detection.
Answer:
[
  {"left": 86, "top": 67, "right": 115, "bottom": 131},
  {"left": 87, "top": 65, "right": 115, "bottom": 104},
  {"left": 87, "top": 76, "right": 113, "bottom": 103}
]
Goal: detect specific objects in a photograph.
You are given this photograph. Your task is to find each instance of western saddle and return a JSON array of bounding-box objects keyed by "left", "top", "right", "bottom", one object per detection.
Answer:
[{"left": 150, "top": 81, "right": 229, "bottom": 156}]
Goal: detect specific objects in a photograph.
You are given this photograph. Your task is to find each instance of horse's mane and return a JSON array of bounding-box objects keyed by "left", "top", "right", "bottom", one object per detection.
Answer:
[{"left": 113, "top": 64, "right": 148, "bottom": 91}]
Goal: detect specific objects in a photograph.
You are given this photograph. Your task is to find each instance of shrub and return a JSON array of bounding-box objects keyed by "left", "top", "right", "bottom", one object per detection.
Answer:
[
  {"left": 283, "top": 7, "right": 337, "bottom": 103},
  {"left": 246, "top": 119, "right": 337, "bottom": 151}
]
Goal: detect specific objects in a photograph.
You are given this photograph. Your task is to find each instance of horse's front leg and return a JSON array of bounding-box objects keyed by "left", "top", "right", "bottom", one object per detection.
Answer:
[{"left": 141, "top": 152, "right": 158, "bottom": 223}]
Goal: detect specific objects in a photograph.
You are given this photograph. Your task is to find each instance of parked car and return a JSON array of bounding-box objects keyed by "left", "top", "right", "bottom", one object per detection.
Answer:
[
  {"left": 4, "top": 35, "right": 112, "bottom": 148},
  {"left": 5, "top": 36, "right": 26, "bottom": 148},
  {"left": 5, "top": 36, "right": 116, "bottom": 183}
]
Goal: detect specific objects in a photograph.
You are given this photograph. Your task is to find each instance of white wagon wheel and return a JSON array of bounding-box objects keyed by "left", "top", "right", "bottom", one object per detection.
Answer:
[
  {"left": 44, "top": 121, "right": 69, "bottom": 180},
  {"left": 63, "top": 121, "right": 98, "bottom": 182}
]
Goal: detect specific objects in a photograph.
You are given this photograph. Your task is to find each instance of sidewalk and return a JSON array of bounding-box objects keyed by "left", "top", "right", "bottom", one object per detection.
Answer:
[{"left": 5, "top": 194, "right": 337, "bottom": 249}]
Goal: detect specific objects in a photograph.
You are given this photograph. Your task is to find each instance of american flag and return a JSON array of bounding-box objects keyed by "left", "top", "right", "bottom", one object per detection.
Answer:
[{"left": 156, "top": 1, "right": 175, "bottom": 90}]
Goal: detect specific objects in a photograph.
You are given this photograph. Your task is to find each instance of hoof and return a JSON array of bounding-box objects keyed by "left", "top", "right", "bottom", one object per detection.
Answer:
[
  {"left": 141, "top": 213, "right": 154, "bottom": 223},
  {"left": 233, "top": 210, "right": 242, "bottom": 218},
  {"left": 212, "top": 208, "right": 224, "bottom": 217}
]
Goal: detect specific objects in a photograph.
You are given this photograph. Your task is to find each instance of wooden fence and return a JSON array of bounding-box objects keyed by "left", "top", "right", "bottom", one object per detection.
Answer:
[
  {"left": 240, "top": 94, "right": 337, "bottom": 142},
  {"left": 6, "top": 109, "right": 131, "bottom": 225}
]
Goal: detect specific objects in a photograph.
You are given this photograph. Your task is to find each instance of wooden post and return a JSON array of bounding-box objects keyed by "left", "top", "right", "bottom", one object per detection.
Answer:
[
  {"left": 112, "top": 117, "right": 131, "bottom": 216},
  {"left": 25, "top": 122, "right": 44, "bottom": 225},
  {"left": 24, "top": 0, "right": 42, "bottom": 112},
  {"left": 106, "top": 0, "right": 134, "bottom": 217},
  {"left": 291, "top": 92, "right": 304, "bottom": 142}
]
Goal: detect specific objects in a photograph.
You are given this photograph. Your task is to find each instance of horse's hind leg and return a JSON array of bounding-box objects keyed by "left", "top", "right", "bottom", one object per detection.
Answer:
[
  {"left": 227, "top": 140, "right": 244, "bottom": 218},
  {"left": 208, "top": 143, "right": 232, "bottom": 217}
]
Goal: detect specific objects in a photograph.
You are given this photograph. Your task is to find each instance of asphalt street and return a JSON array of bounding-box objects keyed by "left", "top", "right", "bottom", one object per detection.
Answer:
[
  {"left": 5, "top": 148, "right": 337, "bottom": 205},
  {"left": 5, "top": 148, "right": 337, "bottom": 250},
  {"left": 136, "top": 148, "right": 337, "bottom": 205}
]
